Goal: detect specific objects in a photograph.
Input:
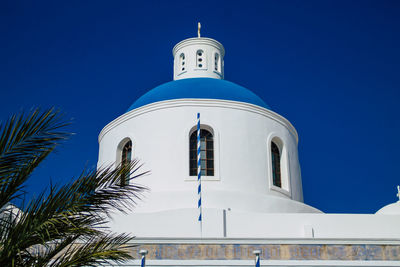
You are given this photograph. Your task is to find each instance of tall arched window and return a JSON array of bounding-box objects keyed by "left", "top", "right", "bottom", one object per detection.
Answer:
[
  {"left": 121, "top": 140, "right": 132, "bottom": 186},
  {"left": 190, "top": 129, "right": 214, "bottom": 176},
  {"left": 271, "top": 141, "right": 282, "bottom": 188}
]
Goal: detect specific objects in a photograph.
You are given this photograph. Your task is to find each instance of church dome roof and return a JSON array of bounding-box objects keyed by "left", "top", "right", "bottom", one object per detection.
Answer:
[
  {"left": 127, "top": 78, "right": 270, "bottom": 111},
  {"left": 376, "top": 201, "right": 400, "bottom": 215}
]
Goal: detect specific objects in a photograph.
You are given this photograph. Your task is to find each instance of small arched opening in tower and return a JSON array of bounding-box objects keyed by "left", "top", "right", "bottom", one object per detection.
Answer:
[
  {"left": 179, "top": 53, "right": 186, "bottom": 72},
  {"left": 196, "top": 50, "right": 206, "bottom": 69},
  {"left": 214, "top": 53, "right": 221, "bottom": 72}
]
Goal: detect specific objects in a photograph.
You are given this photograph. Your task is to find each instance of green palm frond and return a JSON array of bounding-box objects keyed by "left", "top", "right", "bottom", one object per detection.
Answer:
[
  {"left": 0, "top": 108, "right": 70, "bottom": 207},
  {"left": 0, "top": 108, "right": 148, "bottom": 266},
  {"left": 48, "top": 233, "right": 135, "bottom": 267}
]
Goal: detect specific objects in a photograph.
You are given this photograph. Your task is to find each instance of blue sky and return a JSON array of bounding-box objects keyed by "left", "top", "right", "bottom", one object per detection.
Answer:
[{"left": 1, "top": 0, "right": 399, "bottom": 213}]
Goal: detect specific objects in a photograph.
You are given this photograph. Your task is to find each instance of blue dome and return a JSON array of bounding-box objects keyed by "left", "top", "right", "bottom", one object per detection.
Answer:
[{"left": 127, "top": 78, "right": 270, "bottom": 111}]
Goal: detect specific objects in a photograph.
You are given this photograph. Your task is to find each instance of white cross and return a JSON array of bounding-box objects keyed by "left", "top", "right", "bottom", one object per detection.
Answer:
[{"left": 198, "top": 22, "right": 201, "bottom": 38}]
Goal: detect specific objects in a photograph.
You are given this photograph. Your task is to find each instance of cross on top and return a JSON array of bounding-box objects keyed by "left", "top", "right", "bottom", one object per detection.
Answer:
[
  {"left": 198, "top": 22, "right": 201, "bottom": 38},
  {"left": 397, "top": 185, "right": 400, "bottom": 201}
]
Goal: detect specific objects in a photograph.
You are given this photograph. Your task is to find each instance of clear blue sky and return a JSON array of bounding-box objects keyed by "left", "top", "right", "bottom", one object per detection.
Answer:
[{"left": 1, "top": 0, "right": 399, "bottom": 213}]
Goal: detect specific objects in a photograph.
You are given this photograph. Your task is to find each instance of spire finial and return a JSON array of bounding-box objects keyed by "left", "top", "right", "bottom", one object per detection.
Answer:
[
  {"left": 397, "top": 185, "right": 400, "bottom": 201},
  {"left": 197, "top": 22, "right": 201, "bottom": 38}
]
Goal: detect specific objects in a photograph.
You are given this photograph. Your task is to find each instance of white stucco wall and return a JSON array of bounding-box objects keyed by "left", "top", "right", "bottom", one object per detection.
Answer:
[
  {"left": 108, "top": 207, "right": 400, "bottom": 239},
  {"left": 98, "top": 99, "right": 317, "bottom": 215}
]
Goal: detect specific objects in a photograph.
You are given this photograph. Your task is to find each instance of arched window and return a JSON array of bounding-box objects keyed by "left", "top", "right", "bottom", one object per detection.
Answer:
[
  {"left": 179, "top": 53, "right": 185, "bottom": 72},
  {"left": 214, "top": 53, "right": 220, "bottom": 72},
  {"left": 271, "top": 141, "right": 282, "bottom": 188},
  {"left": 120, "top": 140, "right": 132, "bottom": 186},
  {"left": 196, "top": 50, "right": 206, "bottom": 69},
  {"left": 190, "top": 129, "right": 214, "bottom": 176}
]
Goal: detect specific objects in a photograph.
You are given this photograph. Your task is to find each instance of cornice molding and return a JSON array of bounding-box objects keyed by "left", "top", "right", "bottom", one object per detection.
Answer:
[
  {"left": 128, "top": 237, "right": 400, "bottom": 245},
  {"left": 98, "top": 99, "right": 299, "bottom": 143},
  {"left": 172, "top": 37, "right": 225, "bottom": 57}
]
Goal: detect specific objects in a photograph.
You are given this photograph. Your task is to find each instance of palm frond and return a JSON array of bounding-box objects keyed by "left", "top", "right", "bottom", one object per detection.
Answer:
[
  {"left": 48, "top": 233, "right": 134, "bottom": 267},
  {"left": 0, "top": 108, "right": 147, "bottom": 266},
  {"left": 0, "top": 161, "right": 147, "bottom": 266},
  {"left": 0, "top": 108, "right": 70, "bottom": 207}
]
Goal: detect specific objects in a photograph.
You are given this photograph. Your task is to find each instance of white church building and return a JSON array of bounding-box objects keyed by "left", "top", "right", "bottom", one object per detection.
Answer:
[{"left": 97, "top": 30, "right": 400, "bottom": 266}]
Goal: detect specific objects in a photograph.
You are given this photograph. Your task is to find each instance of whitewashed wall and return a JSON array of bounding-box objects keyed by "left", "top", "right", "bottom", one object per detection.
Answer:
[
  {"left": 98, "top": 99, "right": 318, "bottom": 216},
  {"left": 108, "top": 208, "right": 400, "bottom": 239}
]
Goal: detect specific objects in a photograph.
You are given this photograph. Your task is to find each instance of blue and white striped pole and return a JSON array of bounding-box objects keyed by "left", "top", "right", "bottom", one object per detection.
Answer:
[
  {"left": 197, "top": 113, "right": 203, "bottom": 235},
  {"left": 139, "top": 249, "right": 148, "bottom": 267},
  {"left": 253, "top": 250, "right": 261, "bottom": 267}
]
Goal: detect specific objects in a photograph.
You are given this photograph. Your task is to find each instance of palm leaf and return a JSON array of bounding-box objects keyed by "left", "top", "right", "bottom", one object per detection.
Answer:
[
  {"left": 48, "top": 234, "right": 135, "bottom": 267},
  {"left": 0, "top": 108, "right": 148, "bottom": 266},
  {"left": 0, "top": 108, "right": 70, "bottom": 207}
]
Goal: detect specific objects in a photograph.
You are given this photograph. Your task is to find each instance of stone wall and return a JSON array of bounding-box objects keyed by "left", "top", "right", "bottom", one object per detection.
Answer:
[{"left": 131, "top": 243, "right": 400, "bottom": 261}]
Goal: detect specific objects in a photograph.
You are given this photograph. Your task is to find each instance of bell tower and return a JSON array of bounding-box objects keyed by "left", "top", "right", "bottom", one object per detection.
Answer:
[{"left": 172, "top": 23, "right": 225, "bottom": 80}]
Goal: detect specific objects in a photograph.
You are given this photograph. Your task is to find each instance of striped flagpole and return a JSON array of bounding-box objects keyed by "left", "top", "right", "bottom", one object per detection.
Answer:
[
  {"left": 254, "top": 250, "right": 261, "bottom": 267},
  {"left": 139, "top": 249, "right": 148, "bottom": 267},
  {"left": 197, "top": 113, "right": 203, "bottom": 235},
  {"left": 140, "top": 255, "right": 145, "bottom": 267}
]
